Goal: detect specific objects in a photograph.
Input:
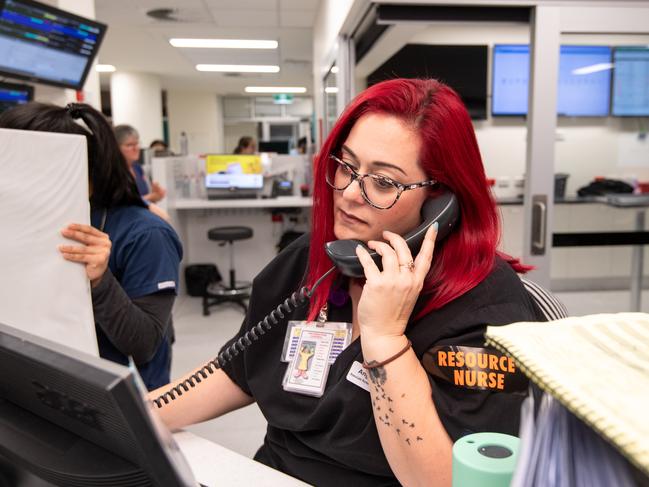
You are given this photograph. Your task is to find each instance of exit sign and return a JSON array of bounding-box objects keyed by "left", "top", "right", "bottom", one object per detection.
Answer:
[{"left": 273, "top": 94, "right": 294, "bottom": 105}]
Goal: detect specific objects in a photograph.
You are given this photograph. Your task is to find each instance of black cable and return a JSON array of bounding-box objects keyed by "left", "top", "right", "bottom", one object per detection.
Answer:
[{"left": 152, "top": 266, "right": 336, "bottom": 408}]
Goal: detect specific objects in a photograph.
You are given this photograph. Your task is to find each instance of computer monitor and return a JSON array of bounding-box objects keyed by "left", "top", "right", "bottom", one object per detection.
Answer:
[
  {"left": 612, "top": 46, "right": 649, "bottom": 117},
  {"left": 0, "top": 0, "right": 107, "bottom": 90},
  {"left": 492, "top": 44, "right": 612, "bottom": 117},
  {"left": 0, "top": 321, "right": 197, "bottom": 486},
  {"left": 205, "top": 154, "right": 263, "bottom": 194},
  {"left": 258, "top": 140, "right": 291, "bottom": 154},
  {"left": 0, "top": 81, "right": 33, "bottom": 113}
]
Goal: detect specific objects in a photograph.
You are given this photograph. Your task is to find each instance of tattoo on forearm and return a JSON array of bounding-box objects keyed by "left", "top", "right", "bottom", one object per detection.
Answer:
[
  {"left": 366, "top": 362, "right": 387, "bottom": 387},
  {"left": 367, "top": 364, "right": 423, "bottom": 446}
]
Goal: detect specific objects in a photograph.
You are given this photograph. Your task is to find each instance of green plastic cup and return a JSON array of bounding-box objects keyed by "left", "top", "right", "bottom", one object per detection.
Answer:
[{"left": 452, "top": 432, "right": 519, "bottom": 487}]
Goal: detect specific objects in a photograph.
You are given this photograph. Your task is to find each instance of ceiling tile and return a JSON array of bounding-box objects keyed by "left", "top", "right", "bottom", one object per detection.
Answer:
[
  {"left": 207, "top": 9, "right": 279, "bottom": 28},
  {"left": 203, "top": 0, "right": 279, "bottom": 9},
  {"left": 280, "top": 0, "right": 319, "bottom": 11},
  {"left": 280, "top": 10, "right": 316, "bottom": 28}
]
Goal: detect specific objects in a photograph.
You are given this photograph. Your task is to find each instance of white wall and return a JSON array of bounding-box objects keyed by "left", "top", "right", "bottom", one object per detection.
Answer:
[
  {"left": 312, "top": 0, "right": 363, "bottom": 147},
  {"left": 110, "top": 72, "right": 163, "bottom": 146},
  {"left": 166, "top": 91, "right": 224, "bottom": 155}
]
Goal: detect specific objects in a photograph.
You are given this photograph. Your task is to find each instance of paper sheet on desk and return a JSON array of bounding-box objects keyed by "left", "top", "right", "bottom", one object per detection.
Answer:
[
  {"left": 486, "top": 313, "right": 649, "bottom": 477},
  {"left": 0, "top": 128, "right": 97, "bottom": 355}
]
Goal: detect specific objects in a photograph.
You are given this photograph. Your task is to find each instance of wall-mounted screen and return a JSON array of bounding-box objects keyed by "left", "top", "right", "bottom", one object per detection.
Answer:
[
  {"left": 558, "top": 45, "right": 611, "bottom": 117},
  {"left": 0, "top": 0, "right": 107, "bottom": 90},
  {"left": 0, "top": 80, "right": 33, "bottom": 113},
  {"left": 492, "top": 45, "right": 612, "bottom": 117},
  {"left": 367, "top": 44, "right": 488, "bottom": 120},
  {"left": 492, "top": 44, "right": 529, "bottom": 116},
  {"left": 612, "top": 46, "right": 649, "bottom": 117}
]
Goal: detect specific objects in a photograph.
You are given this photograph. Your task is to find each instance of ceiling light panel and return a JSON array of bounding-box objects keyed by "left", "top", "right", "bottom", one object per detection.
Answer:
[
  {"left": 196, "top": 64, "right": 280, "bottom": 73},
  {"left": 245, "top": 86, "right": 307, "bottom": 93},
  {"left": 170, "top": 39, "right": 278, "bottom": 49}
]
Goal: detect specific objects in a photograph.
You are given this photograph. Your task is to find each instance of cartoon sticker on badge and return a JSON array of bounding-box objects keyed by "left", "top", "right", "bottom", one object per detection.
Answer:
[{"left": 294, "top": 341, "right": 316, "bottom": 380}]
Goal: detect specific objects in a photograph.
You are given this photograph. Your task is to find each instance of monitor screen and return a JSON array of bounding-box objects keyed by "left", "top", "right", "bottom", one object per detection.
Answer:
[
  {"left": 0, "top": 0, "right": 107, "bottom": 90},
  {"left": 258, "top": 140, "right": 290, "bottom": 154},
  {"left": 492, "top": 44, "right": 529, "bottom": 116},
  {"left": 492, "top": 45, "right": 612, "bottom": 117},
  {"left": 367, "top": 44, "right": 488, "bottom": 120},
  {"left": 0, "top": 80, "right": 32, "bottom": 113},
  {"left": 612, "top": 46, "right": 649, "bottom": 117},
  {"left": 205, "top": 154, "right": 264, "bottom": 190},
  {"left": 0, "top": 321, "right": 197, "bottom": 486}
]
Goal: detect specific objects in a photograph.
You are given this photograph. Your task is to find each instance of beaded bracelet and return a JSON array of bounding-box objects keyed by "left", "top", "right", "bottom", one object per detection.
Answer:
[{"left": 362, "top": 339, "right": 412, "bottom": 369}]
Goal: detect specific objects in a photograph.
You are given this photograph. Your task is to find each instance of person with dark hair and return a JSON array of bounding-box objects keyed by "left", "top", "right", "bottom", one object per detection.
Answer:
[
  {"left": 233, "top": 135, "right": 256, "bottom": 154},
  {"left": 0, "top": 102, "right": 183, "bottom": 391},
  {"left": 149, "top": 138, "right": 172, "bottom": 156},
  {"left": 150, "top": 79, "right": 545, "bottom": 485},
  {"left": 114, "top": 124, "right": 167, "bottom": 203},
  {"left": 297, "top": 136, "right": 308, "bottom": 154}
]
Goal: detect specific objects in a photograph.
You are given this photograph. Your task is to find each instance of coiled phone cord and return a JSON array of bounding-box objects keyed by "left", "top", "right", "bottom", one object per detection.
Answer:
[{"left": 152, "top": 266, "right": 336, "bottom": 408}]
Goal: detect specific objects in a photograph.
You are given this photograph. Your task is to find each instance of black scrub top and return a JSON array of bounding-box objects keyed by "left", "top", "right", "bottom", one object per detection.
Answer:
[{"left": 219, "top": 234, "right": 545, "bottom": 486}]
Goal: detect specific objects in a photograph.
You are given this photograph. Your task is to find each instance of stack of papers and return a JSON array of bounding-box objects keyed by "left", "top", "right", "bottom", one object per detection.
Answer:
[{"left": 486, "top": 313, "right": 649, "bottom": 485}]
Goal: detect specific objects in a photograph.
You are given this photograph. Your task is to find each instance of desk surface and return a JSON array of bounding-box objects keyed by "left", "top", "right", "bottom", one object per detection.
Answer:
[
  {"left": 173, "top": 196, "right": 312, "bottom": 210},
  {"left": 175, "top": 431, "right": 309, "bottom": 486}
]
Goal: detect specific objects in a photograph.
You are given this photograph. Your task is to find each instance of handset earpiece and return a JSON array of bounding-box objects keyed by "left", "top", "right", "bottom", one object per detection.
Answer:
[{"left": 325, "top": 191, "right": 459, "bottom": 278}]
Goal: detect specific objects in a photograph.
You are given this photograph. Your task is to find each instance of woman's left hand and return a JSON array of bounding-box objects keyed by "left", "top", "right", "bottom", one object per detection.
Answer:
[
  {"left": 355, "top": 223, "right": 437, "bottom": 340},
  {"left": 59, "top": 223, "right": 112, "bottom": 288}
]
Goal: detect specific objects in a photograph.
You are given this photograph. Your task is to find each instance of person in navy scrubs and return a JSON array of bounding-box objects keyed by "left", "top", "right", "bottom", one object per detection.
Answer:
[{"left": 0, "top": 102, "right": 183, "bottom": 390}]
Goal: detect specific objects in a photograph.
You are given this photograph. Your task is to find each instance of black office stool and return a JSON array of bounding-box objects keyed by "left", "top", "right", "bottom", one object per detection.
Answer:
[{"left": 203, "top": 226, "right": 253, "bottom": 316}]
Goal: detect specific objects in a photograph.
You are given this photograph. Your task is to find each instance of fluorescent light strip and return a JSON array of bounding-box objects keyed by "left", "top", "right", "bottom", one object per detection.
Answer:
[
  {"left": 245, "top": 86, "right": 307, "bottom": 94},
  {"left": 325, "top": 87, "right": 338, "bottom": 94},
  {"left": 196, "top": 64, "right": 280, "bottom": 73},
  {"left": 571, "top": 62, "right": 614, "bottom": 76},
  {"left": 170, "top": 38, "right": 277, "bottom": 49},
  {"left": 95, "top": 64, "right": 115, "bottom": 72}
]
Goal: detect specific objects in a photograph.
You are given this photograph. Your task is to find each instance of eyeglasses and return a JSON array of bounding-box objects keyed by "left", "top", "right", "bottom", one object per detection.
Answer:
[{"left": 326, "top": 154, "right": 437, "bottom": 210}]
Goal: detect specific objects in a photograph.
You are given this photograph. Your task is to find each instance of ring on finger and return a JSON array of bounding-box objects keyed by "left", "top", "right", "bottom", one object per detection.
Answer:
[{"left": 399, "top": 260, "right": 415, "bottom": 272}]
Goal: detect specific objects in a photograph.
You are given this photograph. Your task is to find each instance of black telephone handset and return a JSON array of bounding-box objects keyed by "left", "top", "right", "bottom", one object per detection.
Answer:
[
  {"left": 151, "top": 191, "right": 459, "bottom": 409},
  {"left": 324, "top": 191, "right": 459, "bottom": 278}
]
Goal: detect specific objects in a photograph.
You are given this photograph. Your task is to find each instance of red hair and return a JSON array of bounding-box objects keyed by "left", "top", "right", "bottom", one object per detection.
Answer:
[{"left": 305, "top": 78, "right": 530, "bottom": 320}]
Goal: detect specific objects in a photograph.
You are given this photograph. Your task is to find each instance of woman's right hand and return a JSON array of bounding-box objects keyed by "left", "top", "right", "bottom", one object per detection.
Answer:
[
  {"left": 147, "top": 181, "right": 167, "bottom": 203},
  {"left": 59, "top": 223, "right": 111, "bottom": 288}
]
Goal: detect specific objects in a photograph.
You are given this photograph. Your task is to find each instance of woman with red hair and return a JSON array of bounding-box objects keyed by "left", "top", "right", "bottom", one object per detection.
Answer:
[{"left": 152, "top": 79, "right": 544, "bottom": 486}]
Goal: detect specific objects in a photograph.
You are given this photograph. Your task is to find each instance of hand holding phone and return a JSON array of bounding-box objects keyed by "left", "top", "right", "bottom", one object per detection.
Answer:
[
  {"left": 325, "top": 191, "right": 459, "bottom": 278},
  {"left": 354, "top": 223, "right": 438, "bottom": 340}
]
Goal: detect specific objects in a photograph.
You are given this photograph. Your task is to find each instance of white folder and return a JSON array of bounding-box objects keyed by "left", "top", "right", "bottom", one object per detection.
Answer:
[{"left": 0, "top": 128, "right": 98, "bottom": 355}]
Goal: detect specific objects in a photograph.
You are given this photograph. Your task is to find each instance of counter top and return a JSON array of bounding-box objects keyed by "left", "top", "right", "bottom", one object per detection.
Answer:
[{"left": 171, "top": 194, "right": 649, "bottom": 210}]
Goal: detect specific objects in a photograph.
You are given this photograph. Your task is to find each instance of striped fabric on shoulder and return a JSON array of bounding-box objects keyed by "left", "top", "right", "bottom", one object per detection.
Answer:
[{"left": 520, "top": 277, "right": 569, "bottom": 321}]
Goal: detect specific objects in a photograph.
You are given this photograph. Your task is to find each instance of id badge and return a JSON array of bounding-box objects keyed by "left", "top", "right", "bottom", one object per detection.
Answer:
[
  {"left": 282, "top": 320, "right": 352, "bottom": 364},
  {"left": 283, "top": 328, "right": 335, "bottom": 397}
]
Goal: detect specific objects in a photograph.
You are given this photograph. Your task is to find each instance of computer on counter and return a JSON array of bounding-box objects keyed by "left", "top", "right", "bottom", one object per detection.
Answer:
[{"left": 205, "top": 154, "right": 264, "bottom": 199}]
